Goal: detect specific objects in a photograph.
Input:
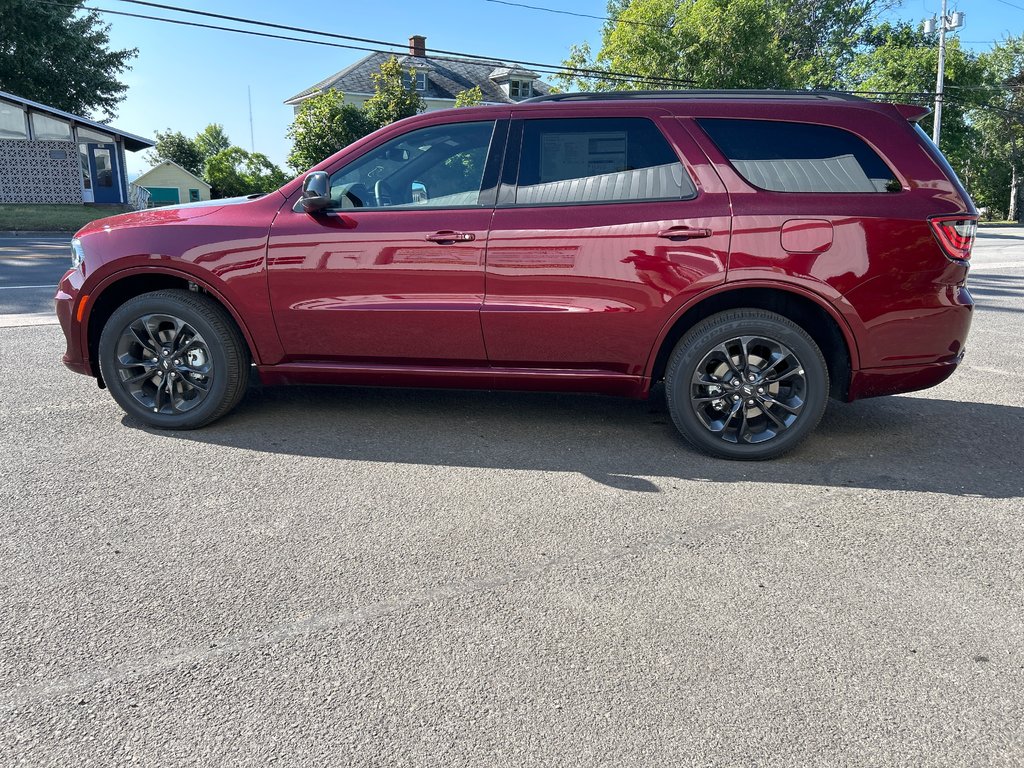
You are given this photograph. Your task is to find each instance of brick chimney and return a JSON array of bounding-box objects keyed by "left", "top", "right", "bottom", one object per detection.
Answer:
[{"left": 409, "top": 35, "right": 426, "bottom": 58}]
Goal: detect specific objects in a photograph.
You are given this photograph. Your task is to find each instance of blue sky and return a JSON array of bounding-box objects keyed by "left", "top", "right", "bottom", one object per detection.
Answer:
[{"left": 94, "top": 0, "right": 1020, "bottom": 177}]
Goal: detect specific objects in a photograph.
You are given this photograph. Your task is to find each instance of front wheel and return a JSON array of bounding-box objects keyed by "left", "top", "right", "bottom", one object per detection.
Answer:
[
  {"left": 665, "top": 309, "right": 829, "bottom": 460},
  {"left": 98, "top": 289, "right": 250, "bottom": 429}
]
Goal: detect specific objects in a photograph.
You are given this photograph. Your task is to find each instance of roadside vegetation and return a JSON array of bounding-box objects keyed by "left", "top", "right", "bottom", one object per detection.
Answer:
[
  {"left": 146, "top": 123, "right": 289, "bottom": 199},
  {"left": 0, "top": 204, "right": 131, "bottom": 232},
  {"left": 286, "top": 58, "right": 484, "bottom": 174}
]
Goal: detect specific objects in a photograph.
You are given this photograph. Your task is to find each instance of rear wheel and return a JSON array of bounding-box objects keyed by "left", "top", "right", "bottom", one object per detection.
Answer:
[
  {"left": 665, "top": 309, "right": 828, "bottom": 460},
  {"left": 98, "top": 289, "right": 249, "bottom": 429}
]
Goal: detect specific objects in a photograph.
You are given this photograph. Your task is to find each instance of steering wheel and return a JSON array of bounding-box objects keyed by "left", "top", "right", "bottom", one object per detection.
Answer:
[
  {"left": 344, "top": 183, "right": 368, "bottom": 208},
  {"left": 374, "top": 179, "right": 394, "bottom": 208}
]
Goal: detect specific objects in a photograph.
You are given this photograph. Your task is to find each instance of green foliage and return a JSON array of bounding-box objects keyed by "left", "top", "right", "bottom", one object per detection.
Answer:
[
  {"left": 971, "top": 37, "right": 1024, "bottom": 219},
  {"left": 205, "top": 147, "right": 289, "bottom": 199},
  {"left": 558, "top": 0, "right": 892, "bottom": 91},
  {"left": 455, "top": 86, "right": 484, "bottom": 107},
  {"left": 0, "top": 0, "right": 136, "bottom": 120},
  {"left": 194, "top": 124, "right": 232, "bottom": 161},
  {"left": 150, "top": 124, "right": 288, "bottom": 198},
  {"left": 363, "top": 57, "right": 426, "bottom": 128},
  {"left": 844, "top": 22, "right": 989, "bottom": 191},
  {"left": 558, "top": 2, "right": 1022, "bottom": 216},
  {"left": 286, "top": 59, "right": 427, "bottom": 171},
  {"left": 148, "top": 130, "right": 205, "bottom": 177},
  {"left": 285, "top": 90, "right": 376, "bottom": 173}
]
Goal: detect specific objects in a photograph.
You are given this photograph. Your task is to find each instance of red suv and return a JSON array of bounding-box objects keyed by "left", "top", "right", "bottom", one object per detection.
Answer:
[{"left": 55, "top": 91, "right": 976, "bottom": 459}]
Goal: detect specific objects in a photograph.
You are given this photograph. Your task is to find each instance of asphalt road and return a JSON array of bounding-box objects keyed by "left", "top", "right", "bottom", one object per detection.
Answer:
[{"left": 1, "top": 228, "right": 1022, "bottom": 766}]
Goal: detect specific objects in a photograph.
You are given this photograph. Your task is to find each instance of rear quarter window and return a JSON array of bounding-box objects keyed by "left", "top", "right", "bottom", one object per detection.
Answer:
[{"left": 697, "top": 118, "right": 900, "bottom": 194}]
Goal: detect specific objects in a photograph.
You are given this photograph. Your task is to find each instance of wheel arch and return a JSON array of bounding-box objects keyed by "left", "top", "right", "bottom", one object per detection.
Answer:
[
  {"left": 648, "top": 283, "right": 859, "bottom": 401},
  {"left": 83, "top": 267, "right": 261, "bottom": 378}
]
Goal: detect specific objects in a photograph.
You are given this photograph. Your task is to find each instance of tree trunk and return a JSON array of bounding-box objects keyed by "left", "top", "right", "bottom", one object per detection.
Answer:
[
  {"left": 1011, "top": 132, "right": 1021, "bottom": 223},
  {"left": 1011, "top": 164, "right": 1020, "bottom": 223}
]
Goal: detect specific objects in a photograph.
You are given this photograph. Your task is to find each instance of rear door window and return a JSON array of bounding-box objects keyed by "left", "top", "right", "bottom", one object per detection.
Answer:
[
  {"left": 697, "top": 118, "right": 899, "bottom": 194},
  {"left": 512, "top": 117, "right": 695, "bottom": 206}
]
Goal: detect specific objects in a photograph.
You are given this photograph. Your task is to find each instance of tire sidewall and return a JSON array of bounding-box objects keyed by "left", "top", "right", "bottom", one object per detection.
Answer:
[
  {"left": 666, "top": 312, "right": 829, "bottom": 460},
  {"left": 98, "top": 293, "right": 234, "bottom": 429}
]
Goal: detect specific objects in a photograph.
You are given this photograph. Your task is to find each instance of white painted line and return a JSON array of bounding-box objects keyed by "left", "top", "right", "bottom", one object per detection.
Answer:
[
  {"left": 0, "top": 284, "right": 54, "bottom": 290},
  {"left": 968, "top": 365, "right": 1024, "bottom": 378},
  {"left": 0, "top": 314, "right": 58, "bottom": 328},
  {"left": 970, "top": 262, "right": 1024, "bottom": 271}
]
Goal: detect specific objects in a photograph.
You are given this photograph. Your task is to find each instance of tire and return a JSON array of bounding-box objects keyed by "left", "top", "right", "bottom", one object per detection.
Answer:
[
  {"left": 665, "top": 309, "right": 829, "bottom": 460},
  {"left": 98, "top": 289, "right": 250, "bottom": 429}
]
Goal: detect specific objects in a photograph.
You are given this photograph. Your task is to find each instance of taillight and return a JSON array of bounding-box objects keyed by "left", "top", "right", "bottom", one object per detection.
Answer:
[{"left": 929, "top": 216, "right": 977, "bottom": 261}]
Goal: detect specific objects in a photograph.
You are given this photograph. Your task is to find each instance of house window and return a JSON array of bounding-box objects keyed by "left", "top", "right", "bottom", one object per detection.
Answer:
[
  {"left": 404, "top": 71, "right": 428, "bottom": 91},
  {"left": 189, "top": 188, "right": 201, "bottom": 202},
  {"left": 0, "top": 101, "right": 28, "bottom": 139},
  {"left": 31, "top": 113, "right": 72, "bottom": 141},
  {"left": 78, "top": 145, "right": 91, "bottom": 190},
  {"left": 77, "top": 126, "right": 114, "bottom": 143},
  {"left": 509, "top": 79, "right": 532, "bottom": 99}
]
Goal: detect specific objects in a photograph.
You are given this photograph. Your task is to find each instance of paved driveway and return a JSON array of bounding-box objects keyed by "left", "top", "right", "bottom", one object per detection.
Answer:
[{"left": 1, "top": 228, "right": 1022, "bottom": 766}]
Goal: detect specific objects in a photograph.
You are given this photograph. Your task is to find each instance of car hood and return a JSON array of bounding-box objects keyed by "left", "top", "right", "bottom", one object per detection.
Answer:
[{"left": 74, "top": 193, "right": 278, "bottom": 237}]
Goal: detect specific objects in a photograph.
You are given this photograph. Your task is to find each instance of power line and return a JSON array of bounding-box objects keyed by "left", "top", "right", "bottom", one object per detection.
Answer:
[
  {"left": 98, "top": 0, "right": 696, "bottom": 86},
  {"left": 482, "top": 0, "right": 669, "bottom": 29},
  {"left": 993, "top": 0, "right": 1024, "bottom": 12}
]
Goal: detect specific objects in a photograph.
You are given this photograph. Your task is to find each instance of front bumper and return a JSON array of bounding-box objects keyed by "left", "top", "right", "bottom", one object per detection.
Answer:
[{"left": 54, "top": 267, "right": 91, "bottom": 376}]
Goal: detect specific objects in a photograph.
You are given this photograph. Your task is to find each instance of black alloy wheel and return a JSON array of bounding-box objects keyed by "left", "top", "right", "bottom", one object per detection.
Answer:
[
  {"left": 666, "top": 309, "right": 829, "bottom": 460},
  {"left": 98, "top": 289, "right": 249, "bottom": 429}
]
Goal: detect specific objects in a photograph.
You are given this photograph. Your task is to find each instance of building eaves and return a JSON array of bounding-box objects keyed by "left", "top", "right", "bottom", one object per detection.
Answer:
[{"left": 0, "top": 89, "right": 154, "bottom": 151}]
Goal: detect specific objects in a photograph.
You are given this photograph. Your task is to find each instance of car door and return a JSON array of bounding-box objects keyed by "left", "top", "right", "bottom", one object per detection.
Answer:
[
  {"left": 481, "top": 109, "right": 732, "bottom": 378},
  {"left": 267, "top": 118, "right": 507, "bottom": 365}
]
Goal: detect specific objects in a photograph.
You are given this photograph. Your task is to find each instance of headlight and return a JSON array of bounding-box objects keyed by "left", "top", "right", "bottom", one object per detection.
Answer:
[{"left": 70, "top": 238, "right": 85, "bottom": 270}]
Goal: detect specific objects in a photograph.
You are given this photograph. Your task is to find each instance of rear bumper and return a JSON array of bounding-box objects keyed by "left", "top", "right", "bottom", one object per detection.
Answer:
[
  {"left": 848, "top": 355, "right": 962, "bottom": 401},
  {"left": 844, "top": 279, "right": 972, "bottom": 400}
]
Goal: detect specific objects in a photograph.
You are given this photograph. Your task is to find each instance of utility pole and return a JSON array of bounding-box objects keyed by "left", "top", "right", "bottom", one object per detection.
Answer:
[
  {"left": 248, "top": 85, "right": 255, "bottom": 152},
  {"left": 923, "top": 3, "right": 965, "bottom": 147}
]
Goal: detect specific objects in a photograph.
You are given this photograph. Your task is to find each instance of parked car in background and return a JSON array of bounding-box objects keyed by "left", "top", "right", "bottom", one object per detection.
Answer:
[{"left": 55, "top": 91, "right": 977, "bottom": 459}]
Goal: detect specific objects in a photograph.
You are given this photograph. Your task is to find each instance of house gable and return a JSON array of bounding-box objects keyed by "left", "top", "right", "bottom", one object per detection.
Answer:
[{"left": 285, "top": 37, "right": 550, "bottom": 110}]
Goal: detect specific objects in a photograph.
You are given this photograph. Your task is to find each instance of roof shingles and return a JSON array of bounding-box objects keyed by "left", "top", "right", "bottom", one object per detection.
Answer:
[{"left": 285, "top": 51, "right": 550, "bottom": 106}]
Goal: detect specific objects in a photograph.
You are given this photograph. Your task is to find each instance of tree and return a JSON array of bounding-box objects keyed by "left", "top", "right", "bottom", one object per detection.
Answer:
[
  {"left": 285, "top": 90, "right": 376, "bottom": 173},
  {"left": 148, "top": 130, "right": 205, "bottom": 177},
  {"left": 558, "top": 0, "right": 894, "bottom": 92},
  {"left": 0, "top": 0, "right": 136, "bottom": 120},
  {"left": 194, "top": 124, "right": 232, "bottom": 161},
  {"left": 844, "top": 22, "right": 989, "bottom": 187},
  {"left": 455, "top": 86, "right": 484, "bottom": 107},
  {"left": 974, "top": 38, "right": 1024, "bottom": 220},
  {"left": 205, "top": 147, "right": 289, "bottom": 198},
  {"left": 363, "top": 57, "right": 426, "bottom": 128}
]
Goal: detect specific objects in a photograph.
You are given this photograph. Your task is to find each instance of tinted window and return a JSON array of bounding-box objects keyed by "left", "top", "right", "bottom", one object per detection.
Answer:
[
  {"left": 328, "top": 121, "right": 495, "bottom": 209},
  {"left": 698, "top": 118, "right": 899, "bottom": 193},
  {"left": 514, "top": 117, "right": 694, "bottom": 206}
]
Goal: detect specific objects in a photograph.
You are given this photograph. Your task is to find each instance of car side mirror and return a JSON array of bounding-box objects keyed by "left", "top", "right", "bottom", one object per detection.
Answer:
[{"left": 300, "top": 171, "right": 331, "bottom": 213}]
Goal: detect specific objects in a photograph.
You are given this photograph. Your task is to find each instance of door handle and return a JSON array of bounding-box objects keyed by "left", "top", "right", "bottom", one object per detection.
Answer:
[
  {"left": 657, "top": 225, "right": 713, "bottom": 240},
  {"left": 426, "top": 231, "right": 476, "bottom": 243}
]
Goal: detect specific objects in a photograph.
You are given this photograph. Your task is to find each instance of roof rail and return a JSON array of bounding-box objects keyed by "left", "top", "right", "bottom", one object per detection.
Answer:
[{"left": 522, "top": 90, "right": 869, "bottom": 104}]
